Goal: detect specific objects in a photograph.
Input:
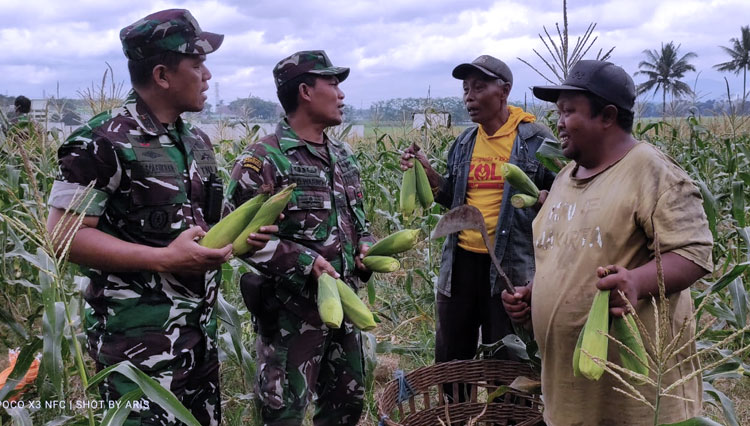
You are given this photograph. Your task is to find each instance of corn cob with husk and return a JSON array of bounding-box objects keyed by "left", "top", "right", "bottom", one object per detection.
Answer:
[
  {"left": 501, "top": 163, "right": 540, "bottom": 208},
  {"left": 572, "top": 324, "right": 586, "bottom": 378},
  {"left": 400, "top": 162, "right": 417, "bottom": 217},
  {"left": 365, "top": 229, "right": 421, "bottom": 257},
  {"left": 574, "top": 289, "right": 610, "bottom": 380},
  {"left": 574, "top": 264, "right": 651, "bottom": 382},
  {"left": 200, "top": 193, "right": 269, "bottom": 248},
  {"left": 317, "top": 273, "right": 343, "bottom": 329},
  {"left": 361, "top": 255, "right": 400, "bottom": 273},
  {"left": 336, "top": 278, "right": 377, "bottom": 330},
  {"left": 232, "top": 183, "right": 296, "bottom": 256},
  {"left": 511, "top": 193, "right": 537, "bottom": 209},
  {"left": 413, "top": 159, "right": 434, "bottom": 209},
  {"left": 612, "top": 313, "right": 649, "bottom": 384}
]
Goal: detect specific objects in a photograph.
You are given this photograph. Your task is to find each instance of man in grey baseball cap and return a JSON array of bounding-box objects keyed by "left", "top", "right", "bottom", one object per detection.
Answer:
[
  {"left": 452, "top": 54, "right": 514, "bottom": 86},
  {"left": 503, "top": 59, "right": 712, "bottom": 425},
  {"left": 401, "top": 54, "right": 557, "bottom": 403}
]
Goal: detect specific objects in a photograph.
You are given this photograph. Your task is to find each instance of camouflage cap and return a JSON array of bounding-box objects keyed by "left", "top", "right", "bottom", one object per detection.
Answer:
[
  {"left": 273, "top": 50, "right": 350, "bottom": 89},
  {"left": 120, "top": 9, "right": 224, "bottom": 61}
]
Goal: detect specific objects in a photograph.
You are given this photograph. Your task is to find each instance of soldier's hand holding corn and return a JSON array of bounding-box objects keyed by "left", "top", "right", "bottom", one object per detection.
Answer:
[
  {"left": 312, "top": 256, "right": 340, "bottom": 279},
  {"left": 354, "top": 243, "right": 370, "bottom": 272},
  {"left": 158, "top": 226, "right": 233, "bottom": 275},
  {"left": 242, "top": 213, "right": 283, "bottom": 254}
]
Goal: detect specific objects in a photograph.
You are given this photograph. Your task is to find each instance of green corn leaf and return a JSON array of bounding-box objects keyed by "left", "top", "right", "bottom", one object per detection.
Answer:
[
  {"left": 703, "top": 361, "right": 743, "bottom": 382},
  {"left": 40, "top": 302, "right": 65, "bottom": 399},
  {"left": 0, "top": 337, "right": 42, "bottom": 401},
  {"left": 702, "top": 381, "right": 739, "bottom": 426},
  {"left": 87, "top": 361, "right": 201, "bottom": 426},
  {"left": 100, "top": 388, "right": 145, "bottom": 426},
  {"left": 486, "top": 385, "right": 510, "bottom": 403},
  {"left": 0, "top": 305, "right": 27, "bottom": 340},
  {"left": 535, "top": 138, "right": 568, "bottom": 173},
  {"left": 739, "top": 227, "right": 750, "bottom": 261},
  {"left": 728, "top": 277, "right": 748, "bottom": 328},
  {"left": 216, "top": 292, "right": 254, "bottom": 387},
  {"left": 367, "top": 279, "right": 376, "bottom": 305},
  {"left": 659, "top": 417, "right": 724, "bottom": 426},
  {"left": 710, "top": 262, "right": 750, "bottom": 294},
  {"left": 731, "top": 181, "right": 746, "bottom": 227},
  {"left": 36, "top": 248, "right": 64, "bottom": 399},
  {"left": 501, "top": 334, "right": 530, "bottom": 361},
  {"left": 695, "top": 180, "right": 717, "bottom": 241},
  {"left": 4, "top": 406, "right": 33, "bottom": 426}
]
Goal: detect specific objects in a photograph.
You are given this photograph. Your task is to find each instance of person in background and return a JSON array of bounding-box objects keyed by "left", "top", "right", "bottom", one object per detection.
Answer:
[{"left": 401, "top": 55, "right": 556, "bottom": 401}]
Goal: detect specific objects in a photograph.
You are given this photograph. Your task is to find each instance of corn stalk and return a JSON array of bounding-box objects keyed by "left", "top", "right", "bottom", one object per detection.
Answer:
[{"left": 517, "top": 0, "right": 615, "bottom": 85}]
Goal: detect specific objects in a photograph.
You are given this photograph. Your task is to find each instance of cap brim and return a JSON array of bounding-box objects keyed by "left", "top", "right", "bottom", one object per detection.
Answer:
[
  {"left": 197, "top": 31, "right": 224, "bottom": 54},
  {"left": 309, "top": 66, "right": 350, "bottom": 83},
  {"left": 532, "top": 84, "right": 588, "bottom": 103},
  {"left": 452, "top": 63, "right": 498, "bottom": 80}
]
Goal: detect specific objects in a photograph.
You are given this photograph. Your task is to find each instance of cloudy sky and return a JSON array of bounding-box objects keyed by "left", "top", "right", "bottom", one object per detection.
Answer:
[{"left": 1, "top": 0, "right": 749, "bottom": 108}]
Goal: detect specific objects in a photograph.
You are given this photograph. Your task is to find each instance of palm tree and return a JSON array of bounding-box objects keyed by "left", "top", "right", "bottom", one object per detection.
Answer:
[
  {"left": 636, "top": 42, "right": 697, "bottom": 116},
  {"left": 714, "top": 26, "right": 750, "bottom": 113}
]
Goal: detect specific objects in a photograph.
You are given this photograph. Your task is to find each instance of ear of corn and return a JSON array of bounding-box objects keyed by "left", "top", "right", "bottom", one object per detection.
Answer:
[
  {"left": 511, "top": 193, "right": 538, "bottom": 209},
  {"left": 400, "top": 163, "right": 416, "bottom": 217},
  {"left": 200, "top": 193, "right": 269, "bottom": 248},
  {"left": 317, "top": 273, "right": 343, "bottom": 329},
  {"left": 336, "top": 278, "right": 377, "bottom": 331},
  {"left": 612, "top": 314, "right": 649, "bottom": 384},
  {"left": 501, "top": 163, "right": 540, "bottom": 198},
  {"left": 366, "top": 229, "right": 421, "bottom": 257},
  {"left": 362, "top": 255, "right": 400, "bottom": 273},
  {"left": 572, "top": 324, "right": 585, "bottom": 378},
  {"left": 413, "top": 159, "right": 434, "bottom": 209},
  {"left": 577, "top": 289, "right": 610, "bottom": 381},
  {"left": 232, "top": 183, "right": 296, "bottom": 256}
]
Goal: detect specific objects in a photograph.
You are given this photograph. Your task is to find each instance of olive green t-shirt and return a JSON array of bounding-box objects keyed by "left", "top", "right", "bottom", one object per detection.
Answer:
[{"left": 531, "top": 142, "right": 713, "bottom": 426}]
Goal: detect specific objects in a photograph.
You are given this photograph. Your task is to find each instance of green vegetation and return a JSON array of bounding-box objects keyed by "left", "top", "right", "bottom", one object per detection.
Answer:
[{"left": 2, "top": 55, "right": 750, "bottom": 425}]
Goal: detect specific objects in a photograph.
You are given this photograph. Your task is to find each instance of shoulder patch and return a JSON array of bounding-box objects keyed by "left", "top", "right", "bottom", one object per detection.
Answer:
[{"left": 242, "top": 156, "right": 263, "bottom": 172}]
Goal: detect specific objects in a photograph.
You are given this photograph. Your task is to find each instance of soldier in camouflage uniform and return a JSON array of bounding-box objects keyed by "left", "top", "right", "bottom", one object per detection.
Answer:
[
  {"left": 46, "top": 9, "right": 275, "bottom": 426},
  {"left": 227, "top": 50, "right": 374, "bottom": 426}
]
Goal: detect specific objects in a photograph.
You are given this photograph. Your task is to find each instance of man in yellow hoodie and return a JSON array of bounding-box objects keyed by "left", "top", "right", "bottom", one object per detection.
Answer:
[{"left": 401, "top": 55, "right": 556, "bottom": 400}]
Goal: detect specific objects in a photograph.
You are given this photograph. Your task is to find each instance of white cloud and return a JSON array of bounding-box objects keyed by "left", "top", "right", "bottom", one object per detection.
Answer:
[
  {"left": 0, "top": 64, "right": 57, "bottom": 85},
  {"left": 1, "top": 0, "right": 747, "bottom": 103}
]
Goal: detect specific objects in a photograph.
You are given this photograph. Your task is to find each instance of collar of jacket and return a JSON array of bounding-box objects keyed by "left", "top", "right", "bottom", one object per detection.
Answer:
[
  {"left": 274, "top": 118, "right": 343, "bottom": 152},
  {"left": 123, "top": 89, "right": 186, "bottom": 138},
  {"left": 459, "top": 119, "right": 543, "bottom": 145}
]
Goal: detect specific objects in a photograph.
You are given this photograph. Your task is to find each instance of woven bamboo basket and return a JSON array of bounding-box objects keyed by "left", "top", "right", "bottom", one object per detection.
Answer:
[{"left": 377, "top": 359, "right": 544, "bottom": 426}]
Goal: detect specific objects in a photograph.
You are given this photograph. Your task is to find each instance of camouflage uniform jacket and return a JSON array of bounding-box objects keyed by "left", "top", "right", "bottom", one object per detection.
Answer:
[
  {"left": 228, "top": 120, "right": 374, "bottom": 302},
  {"left": 48, "top": 89, "right": 220, "bottom": 369}
]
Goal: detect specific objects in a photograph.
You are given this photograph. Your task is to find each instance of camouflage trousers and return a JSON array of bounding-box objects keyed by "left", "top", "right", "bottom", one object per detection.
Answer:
[
  {"left": 255, "top": 304, "right": 366, "bottom": 426},
  {"left": 95, "top": 336, "right": 220, "bottom": 426}
]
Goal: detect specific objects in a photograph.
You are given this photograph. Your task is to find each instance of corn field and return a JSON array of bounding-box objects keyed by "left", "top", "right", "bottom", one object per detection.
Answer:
[{"left": 0, "top": 105, "right": 749, "bottom": 425}]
